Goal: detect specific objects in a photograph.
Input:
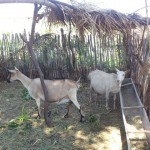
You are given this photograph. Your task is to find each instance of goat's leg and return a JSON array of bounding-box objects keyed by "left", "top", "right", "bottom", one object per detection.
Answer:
[
  {"left": 68, "top": 91, "right": 84, "bottom": 122},
  {"left": 35, "top": 98, "right": 41, "bottom": 119},
  {"left": 89, "top": 87, "right": 92, "bottom": 102},
  {"left": 64, "top": 101, "right": 73, "bottom": 118},
  {"left": 90, "top": 87, "right": 97, "bottom": 103},
  {"left": 113, "top": 94, "right": 116, "bottom": 109},
  {"left": 73, "top": 99, "right": 84, "bottom": 122},
  {"left": 68, "top": 92, "right": 84, "bottom": 122},
  {"left": 95, "top": 93, "right": 100, "bottom": 104},
  {"left": 79, "top": 106, "right": 84, "bottom": 122},
  {"left": 106, "top": 92, "right": 110, "bottom": 110}
]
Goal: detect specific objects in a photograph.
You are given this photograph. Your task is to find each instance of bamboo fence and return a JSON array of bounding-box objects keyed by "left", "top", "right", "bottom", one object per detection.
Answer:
[{"left": 0, "top": 29, "right": 126, "bottom": 81}]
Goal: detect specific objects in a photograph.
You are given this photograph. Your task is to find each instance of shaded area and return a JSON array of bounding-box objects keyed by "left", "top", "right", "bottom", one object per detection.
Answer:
[{"left": 0, "top": 82, "right": 127, "bottom": 150}]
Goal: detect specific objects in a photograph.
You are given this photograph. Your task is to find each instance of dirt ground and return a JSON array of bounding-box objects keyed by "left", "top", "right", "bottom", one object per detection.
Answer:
[{"left": 0, "top": 81, "right": 127, "bottom": 150}]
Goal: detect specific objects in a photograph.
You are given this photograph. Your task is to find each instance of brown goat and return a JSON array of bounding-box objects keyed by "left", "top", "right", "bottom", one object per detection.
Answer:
[{"left": 7, "top": 67, "right": 84, "bottom": 122}]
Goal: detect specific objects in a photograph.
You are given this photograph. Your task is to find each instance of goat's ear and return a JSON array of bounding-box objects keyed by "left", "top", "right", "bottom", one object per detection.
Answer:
[
  {"left": 15, "top": 67, "right": 19, "bottom": 71},
  {"left": 115, "top": 68, "right": 120, "bottom": 72},
  {"left": 8, "top": 69, "right": 16, "bottom": 73}
]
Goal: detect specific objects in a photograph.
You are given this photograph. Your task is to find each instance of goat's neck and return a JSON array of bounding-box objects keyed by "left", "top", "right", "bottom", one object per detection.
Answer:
[
  {"left": 17, "top": 72, "right": 32, "bottom": 89},
  {"left": 118, "top": 81, "right": 122, "bottom": 90},
  {"left": 115, "top": 75, "right": 122, "bottom": 89}
]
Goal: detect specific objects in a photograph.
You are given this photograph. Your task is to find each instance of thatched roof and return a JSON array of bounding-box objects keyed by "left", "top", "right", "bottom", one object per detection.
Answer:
[
  {"left": 39, "top": 0, "right": 150, "bottom": 37},
  {"left": 0, "top": 0, "right": 149, "bottom": 36}
]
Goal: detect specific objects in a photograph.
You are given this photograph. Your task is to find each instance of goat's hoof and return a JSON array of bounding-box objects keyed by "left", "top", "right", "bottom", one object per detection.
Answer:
[
  {"left": 80, "top": 116, "right": 85, "bottom": 123},
  {"left": 64, "top": 114, "right": 69, "bottom": 118}
]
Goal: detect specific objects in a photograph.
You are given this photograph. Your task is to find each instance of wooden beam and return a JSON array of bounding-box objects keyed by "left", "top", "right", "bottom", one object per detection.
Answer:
[{"left": 119, "top": 90, "right": 132, "bottom": 150}]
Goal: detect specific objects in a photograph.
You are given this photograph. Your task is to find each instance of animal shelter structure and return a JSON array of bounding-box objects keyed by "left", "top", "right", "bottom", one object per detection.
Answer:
[{"left": 0, "top": 0, "right": 150, "bottom": 149}]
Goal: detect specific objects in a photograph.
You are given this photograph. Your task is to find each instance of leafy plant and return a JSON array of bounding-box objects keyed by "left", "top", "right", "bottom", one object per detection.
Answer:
[
  {"left": 8, "top": 120, "right": 19, "bottom": 128},
  {"left": 7, "top": 103, "right": 32, "bottom": 129}
]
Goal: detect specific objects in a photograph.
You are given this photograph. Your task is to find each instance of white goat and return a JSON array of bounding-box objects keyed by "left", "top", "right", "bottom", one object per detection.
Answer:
[
  {"left": 7, "top": 67, "right": 84, "bottom": 122},
  {"left": 88, "top": 69, "right": 125, "bottom": 110}
]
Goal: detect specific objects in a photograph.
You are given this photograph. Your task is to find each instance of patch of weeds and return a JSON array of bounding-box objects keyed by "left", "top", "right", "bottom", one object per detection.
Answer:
[
  {"left": 7, "top": 103, "right": 33, "bottom": 130},
  {"left": 8, "top": 119, "right": 19, "bottom": 128},
  {"left": 88, "top": 114, "right": 97, "bottom": 123},
  {"left": 87, "top": 114, "right": 104, "bottom": 132},
  {"left": 22, "top": 88, "right": 32, "bottom": 100},
  {"left": 7, "top": 118, "right": 32, "bottom": 130}
]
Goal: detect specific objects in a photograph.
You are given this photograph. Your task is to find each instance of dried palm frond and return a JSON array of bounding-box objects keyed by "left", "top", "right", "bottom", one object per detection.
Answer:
[{"left": 39, "top": 0, "right": 150, "bottom": 39}]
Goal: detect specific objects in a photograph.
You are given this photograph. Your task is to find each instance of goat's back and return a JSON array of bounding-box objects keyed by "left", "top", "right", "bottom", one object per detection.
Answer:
[{"left": 28, "top": 78, "right": 78, "bottom": 102}]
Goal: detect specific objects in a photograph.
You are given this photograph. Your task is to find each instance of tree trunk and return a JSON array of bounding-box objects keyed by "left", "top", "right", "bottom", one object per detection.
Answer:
[{"left": 21, "top": 4, "right": 51, "bottom": 127}]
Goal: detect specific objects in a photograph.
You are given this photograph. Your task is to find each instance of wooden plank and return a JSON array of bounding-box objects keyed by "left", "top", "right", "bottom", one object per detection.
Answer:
[
  {"left": 119, "top": 90, "right": 131, "bottom": 150},
  {"left": 121, "top": 83, "right": 133, "bottom": 87},
  {"left": 122, "top": 106, "right": 144, "bottom": 109},
  {"left": 140, "top": 108, "right": 150, "bottom": 144},
  {"left": 131, "top": 78, "right": 144, "bottom": 106},
  {"left": 130, "top": 78, "right": 150, "bottom": 145},
  {"left": 127, "top": 131, "right": 150, "bottom": 133}
]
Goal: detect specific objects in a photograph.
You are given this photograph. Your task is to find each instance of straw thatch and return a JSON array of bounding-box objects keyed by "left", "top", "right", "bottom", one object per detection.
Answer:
[
  {"left": 39, "top": 0, "right": 150, "bottom": 38},
  {"left": 0, "top": 0, "right": 148, "bottom": 36}
]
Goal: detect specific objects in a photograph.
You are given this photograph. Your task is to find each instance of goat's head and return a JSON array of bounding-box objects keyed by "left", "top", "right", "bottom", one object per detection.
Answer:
[
  {"left": 115, "top": 68, "right": 125, "bottom": 85},
  {"left": 7, "top": 67, "right": 19, "bottom": 83}
]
